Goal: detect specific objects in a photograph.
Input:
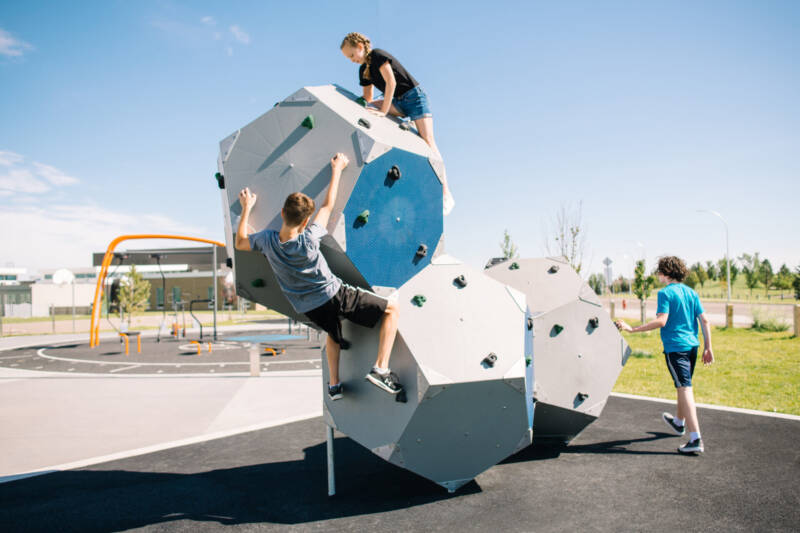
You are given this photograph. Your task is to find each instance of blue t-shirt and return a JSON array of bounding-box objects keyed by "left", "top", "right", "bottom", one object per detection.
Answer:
[
  {"left": 656, "top": 283, "right": 704, "bottom": 353},
  {"left": 248, "top": 223, "right": 341, "bottom": 313}
]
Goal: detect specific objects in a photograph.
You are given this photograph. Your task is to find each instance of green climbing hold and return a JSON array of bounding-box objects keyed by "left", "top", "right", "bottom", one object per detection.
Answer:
[
  {"left": 525, "top": 356, "right": 532, "bottom": 367},
  {"left": 357, "top": 210, "right": 370, "bottom": 223},
  {"left": 355, "top": 96, "right": 368, "bottom": 107},
  {"left": 251, "top": 278, "right": 265, "bottom": 288},
  {"left": 552, "top": 324, "right": 563, "bottom": 335},
  {"left": 509, "top": 262, "right": 520, "bottom": 270},
  {"left": 412, "top": 295, "right": 427, "bottom": 307},
  {"left": 301, "top": 115, "right": 315, "bottom": 129}
]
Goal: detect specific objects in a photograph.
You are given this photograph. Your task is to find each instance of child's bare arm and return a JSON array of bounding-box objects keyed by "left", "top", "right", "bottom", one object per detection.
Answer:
[
  {"left": 362, "top": 85, "right": 373, "bottom": 103},
  {"left": 313, "top": 153, "right": 349, "bottom": 229},
  {"left": 615, "top": 313, "right": 668, "bottom": 333},
  {"left": 698, "top": 313, "right": 714, "bottom": 365},
  {"left": 234, "top": 187, "right": 257, "bottom": 251}
]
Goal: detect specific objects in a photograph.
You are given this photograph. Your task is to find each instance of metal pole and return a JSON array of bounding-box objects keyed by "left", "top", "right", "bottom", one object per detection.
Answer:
[
  {"left": 71, "top": 280, "right": 76, "bottom": 334},
  {"left": 212, "top": 245, "right": 218, "bottom": 341},
  {"left": 51, "top": 303, "right": 55, "bottom": 333},
  {"left": 699, "top": 210, "right": 733, "bottom": 326},
  {"left": 326, "top": 425, "right": 336, "bottom": 496},
  {"left": 0, "top": 293, "right": 4, "bottom": 337}
]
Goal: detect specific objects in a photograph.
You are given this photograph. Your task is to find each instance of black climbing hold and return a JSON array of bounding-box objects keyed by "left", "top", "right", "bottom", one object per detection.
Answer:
[
  {"left": 416, "top": 244, "right": 428, "bottom": 258},
  {"left": 358, "top": 118, "right": 371, "bottom": 129},
  {"left": 215, "top": 172, "right": 225, "bottom": 189},
  {"left": 577, "top": 392, "right": 589, "bottom": 402},
  {"left": 395, "top": 388, "right": 407, "bottom": 403},
  {"left": 548, "top": 265, "right": 559, "bottom": 274},
  {"left": 387, "top": 165, "right": 401, "bottom": 181},
  {"left": 454, "top": 275, "right": 467, "bottom": 288},
  {"left": 301, "top": 115, "right": 315, "bottom": 129},
  {"left": 225, "top": 258, "right": 233, "bottom": 268},
  {"left": 273, "top": 102, "right": 279, "bottom": 107},
  {"left": 412, "top": 294, "right": 426, "bottom": 307},
  {"left": 482, "top": 353, "right": 497, "bottom": 368},
  {"left": 355, "top": 96, "right": 367, "bottom": 107},
  {"left": 399, "top": 122, "right": 411, "bottom": 131},
  {"left": 251, "top": 278, "right": 265, "bottom": 288},
  {"left": 552, "top": 324, "right": 564, "bottom": 335},
  {"left": 509, "top": 262, "right": 520, "bottom": 270},
  {"left": 588, "top": 317, "right": 600, "bottom": 329},
  {"left": 527, "top": 317, "right": 533, "bottom": 330},
  {"left": 357, "top": 210, "right": 370, "bottom": 223}
]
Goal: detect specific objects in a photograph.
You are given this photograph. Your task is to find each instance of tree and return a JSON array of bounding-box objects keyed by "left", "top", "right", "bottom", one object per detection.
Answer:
[
  {"left": 691, "top": 263, "right": 708, "bottom": 288},
  {"left": 718, "top": 257, "right": 739, "bottom": 288},
  {"left": 588, "top": 273, "right": 606, "bottom": 296},
  {"left": 794, "top": 266, "right": 800, "bottom": 301},
  {"left": 632, "top": 259, "right": 656, "bottom": 323},
  {"left": 774, "top": 264, "right": 793, "bottom": 297},
  {"left": 705, "top": 261, "right": 718, "bottom": 281},
  {"left": 761, "top": 258, "right": 773, "bottom": 295},
  {"left": 738, "top": 253, "right": 761, "bottom": 297},
  {"left": 685, "top": 271, "right": 700, "bottom": 289},
  {"left": 118, "top": 266, "right": 151, "bottom": 328},
  {"left": 500, "top": 229, "right": 519, "bottom": 260},
  {"left": 543, "top": 201, "right": 586, "bottom": 274}
]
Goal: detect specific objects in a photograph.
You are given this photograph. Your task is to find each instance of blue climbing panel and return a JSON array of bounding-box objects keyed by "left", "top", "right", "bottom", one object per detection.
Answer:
[{"left": 343, "top": 148, "right": 443, "bottom": 288}]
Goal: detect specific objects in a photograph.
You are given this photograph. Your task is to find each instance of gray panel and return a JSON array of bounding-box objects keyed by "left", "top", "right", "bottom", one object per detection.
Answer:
[
  {"left": 232, "top": 248, "right": 306, "bottom": 323},
  {"left": 532, "top": 401, "right": 597, "bottom": 444},
  {"left": 485, "top": 257, "right": 584, "bottom": 314},
  {"left": 396, "top": 380, "right": 529, "bottom": 487}
]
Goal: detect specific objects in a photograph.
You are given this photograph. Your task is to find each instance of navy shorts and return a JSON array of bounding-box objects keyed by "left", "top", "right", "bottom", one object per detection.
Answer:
[
  {"left": 392, "top": 86, "right": 432, "bottom": 121},
  {"left": 304, "top": 284, "right": 387, "bottom": 348},
  {"left": 664, "top": 347, "right": 698, "bottom": 388}
]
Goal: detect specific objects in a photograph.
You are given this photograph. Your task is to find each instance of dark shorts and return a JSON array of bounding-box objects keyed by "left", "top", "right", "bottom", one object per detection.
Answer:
[
  {"left": 304, "top": 284, "right": 388, "bottom": 348},
  {"left": 664, "top": 347, "right": 698, "bottom": 388}
]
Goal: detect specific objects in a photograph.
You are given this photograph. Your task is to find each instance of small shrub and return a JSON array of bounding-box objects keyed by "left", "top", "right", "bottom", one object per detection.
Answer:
[
  {"left": 751, "top": 306, "right": 790, "bottom": 332},
  {"left": 631, "top": 350, "right": 654, "bottom": 359}
]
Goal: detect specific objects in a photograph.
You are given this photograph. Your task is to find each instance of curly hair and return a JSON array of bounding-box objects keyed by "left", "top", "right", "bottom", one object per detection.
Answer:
[
  {"left": 282, "top": 192, "right": 315, "bottom": 227},
  {"left": 657, "top": 256, "right": 689, "bottom": 282},
  {"left": 341, "top": 32, "right": 373, "bottom": 81}
]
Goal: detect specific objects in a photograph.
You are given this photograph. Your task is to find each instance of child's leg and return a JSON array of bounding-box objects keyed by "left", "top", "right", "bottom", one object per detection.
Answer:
[
  {"left": 374, "top": 300, "right": 399, "bottom": 369},
  {"left": 326, "top": 334, "right": 342, "bottom": 386},
  {"left": 369, "top": 99, "right": 405, "bottom": 117},
  {"left": 414, "top": 117, "right": 452, "bottom": 197},
  {"left": 677, "top": 386, "right": 701, "bottom": 434}
]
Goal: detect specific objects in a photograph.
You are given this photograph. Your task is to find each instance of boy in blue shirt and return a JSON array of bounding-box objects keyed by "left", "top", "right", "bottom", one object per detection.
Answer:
[
  {"left": 234, "top": 153, "right": 403, "bottom": 400},
  {"left": 616, "top": 256, "right": 714, "bottom": 454}
]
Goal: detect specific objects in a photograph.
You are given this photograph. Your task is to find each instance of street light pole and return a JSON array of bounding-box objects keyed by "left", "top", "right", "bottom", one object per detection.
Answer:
[{"left": 699, "top": 209, "right": 733, "bottom": 327}]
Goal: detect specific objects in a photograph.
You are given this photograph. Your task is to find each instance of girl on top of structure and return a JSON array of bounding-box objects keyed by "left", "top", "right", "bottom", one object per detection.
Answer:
[{"left": 340, "top": 32, "right": 455, "bottom": 215}]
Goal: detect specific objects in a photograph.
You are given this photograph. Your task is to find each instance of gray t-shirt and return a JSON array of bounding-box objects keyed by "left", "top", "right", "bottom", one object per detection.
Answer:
[{"left": 248, "top": 223, "right": 341, "bottom": 313}]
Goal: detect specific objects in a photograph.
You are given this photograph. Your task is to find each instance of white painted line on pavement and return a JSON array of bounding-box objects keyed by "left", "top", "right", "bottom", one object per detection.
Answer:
[
  {"left": 610, "top": 392, "right": 800, "bottom": 421},
  {"left": 0, "top": 354, "right": 33, "bottom": 360},
  {"left": 0, "top": 411, "right": 322, "bottom": 484},
  {"left": 109, "top": 365, "right": 141, "bottom": 374},
  {"left": 36, "top": 348, "right": 321, "bottom": 368}
]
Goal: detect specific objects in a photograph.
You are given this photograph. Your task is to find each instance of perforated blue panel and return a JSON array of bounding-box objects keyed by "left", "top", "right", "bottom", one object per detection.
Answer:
[{"left": 343, "top": 148, "right": 443, "bottom": 288}]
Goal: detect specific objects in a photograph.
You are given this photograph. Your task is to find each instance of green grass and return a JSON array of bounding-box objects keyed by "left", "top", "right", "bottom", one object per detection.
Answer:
[{"left": 613, "top": 321, "right": 800, "bottom": 415}]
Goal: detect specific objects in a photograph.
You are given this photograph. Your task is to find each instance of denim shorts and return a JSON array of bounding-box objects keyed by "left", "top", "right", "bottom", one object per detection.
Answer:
[
  {"left": 664, "top": 347, "right": 698, "bottom": 388},
  {"left": 393, "top": 86, "right": 432, "bottom": 121}
]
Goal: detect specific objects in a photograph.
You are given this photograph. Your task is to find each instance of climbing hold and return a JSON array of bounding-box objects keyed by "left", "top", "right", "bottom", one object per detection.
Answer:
[
  {"left": 416, "top": 244, "right": 428, "bottom": 258},
  {"left": 509, "top": 262, "right": 520, "bottom": 270},
  {"left": 482, "top": 353, "right": 497, "bottom": 368},
  {"left": 251, "top": 278, "right": 265, "bottom": 288},
  {"left": 358, "top": 118, "right": 371, "bottom": 129},
  {"left": 387, "top": 165, "right": 401, "bottom": 181},
  {"left": 399, "top": 121, "right": 411, "bottom": 131},
  {"left": 552, "top": 324, "right": 564, "bottom": 335},
  {"left": 548, "top": 265, "right": 559, "bottom": 274},
  {"left": 412, "top": 294, "right": 427, "bottom": 307},
  {"left": 454, "top": 275, "right": 467, "bottom": 288},
  {"left": 355, "top": 96, "right": 368, "bottom": 107},
  {"left": 215, "top": 172, "right": 225, "bottom": 189},
  {"left": 525, "top": 356, "right": 532, "bottom": 367},
  {"left": 301, "top": 115, "right": 315, "bottom": 129},
  {"left": 357, "top": 210, "right": 370, "bottom": 223},
  {"left": 527, "top": 317, "right": 533, "bottom": 331},
  {"left": 588, "top": 317, "right": 600, "bottom": 329},
  {"left": 395, "top": 388, "right": 407, "bottom": 403},
  {"left": 225, "top": 258, "right": 233, "bottom": 268},
  {"left": 577, "top": 392, "right": 589, "bottom": 402}
]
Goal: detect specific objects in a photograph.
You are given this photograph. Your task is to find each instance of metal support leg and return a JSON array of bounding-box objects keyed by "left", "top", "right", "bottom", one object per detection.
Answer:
[{"left": 326, "top": 425, "right": 336, "bottom": 496}]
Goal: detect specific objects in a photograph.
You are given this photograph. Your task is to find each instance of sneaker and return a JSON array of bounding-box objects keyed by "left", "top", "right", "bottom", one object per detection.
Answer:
[
  {"left": 662, "top": 412, "right": 685, "bottom": 435},
  {"left": 678, "top": 438, "right": 704, "bottom": 454},
  {"left": 366, "top": 369, "right": 403, "bottom": 395},
  {"left": 328, "top": 383, "right": 343, "bottom": 401}
]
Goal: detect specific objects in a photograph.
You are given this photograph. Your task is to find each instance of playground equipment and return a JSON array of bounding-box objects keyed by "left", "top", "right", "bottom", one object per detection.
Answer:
[
  {"left": 118, "top": 331, "right": 142, "bottom": 356},
  {"left": 216, "top": 85, "right": 630, "bottom": 493}
]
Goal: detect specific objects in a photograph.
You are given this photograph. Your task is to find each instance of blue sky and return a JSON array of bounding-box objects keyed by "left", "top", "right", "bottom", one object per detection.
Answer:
[{"left": 1, "top": 0, "right": 798, "bottom": 278}]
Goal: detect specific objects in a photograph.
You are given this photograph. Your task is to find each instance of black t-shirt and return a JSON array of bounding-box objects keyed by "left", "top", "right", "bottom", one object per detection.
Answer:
[{"left": 359, "top": 48, "right": 419, "bottom": 97}]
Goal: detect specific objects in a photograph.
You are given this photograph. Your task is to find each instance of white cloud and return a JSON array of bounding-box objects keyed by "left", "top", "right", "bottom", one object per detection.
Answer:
[
  {"left": 229, "top": 25, "right": 250, "bottom": 44},
  {"left": 0, "top": 204, "right": 209, "bottom": 269},
  {"left": 201, "top": 16, "right": 216, "bottom": 26},
  {"left": 0, "top": 152, "right": 78, "bottom": 195},
  {"left": 0, "top": 28, "right": 34, "bottom": 57}
]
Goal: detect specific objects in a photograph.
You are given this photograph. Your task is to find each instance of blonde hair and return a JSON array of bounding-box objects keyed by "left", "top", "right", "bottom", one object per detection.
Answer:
[{"left": 341, "top": 32, "right": 373, "bottom": 81}]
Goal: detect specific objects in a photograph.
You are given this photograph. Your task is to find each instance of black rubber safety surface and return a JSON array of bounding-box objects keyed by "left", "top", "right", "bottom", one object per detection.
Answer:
[
  {"left": 0, "top": 396, "right": 797, "bottom": 532},
  {"left": 0, "top": 330, "right": 323, "bottom": 375}
]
